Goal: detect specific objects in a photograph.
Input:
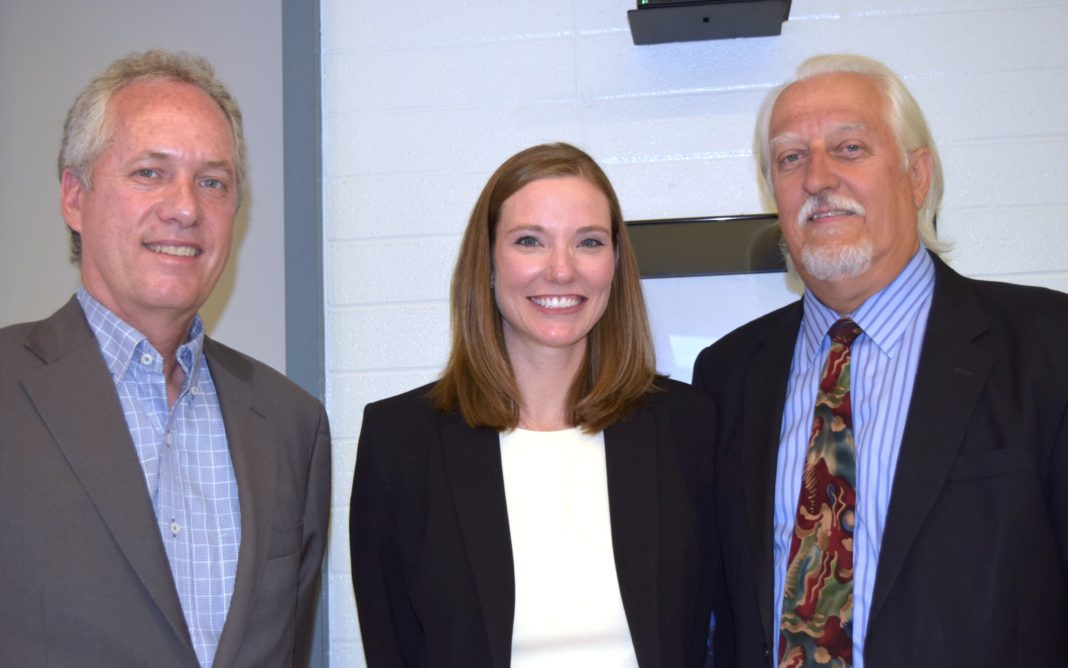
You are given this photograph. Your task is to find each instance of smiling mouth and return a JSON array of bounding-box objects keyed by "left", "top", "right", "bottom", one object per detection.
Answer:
[
  {"left": 809, "top": 209, "right": 856, "bottom": 222},
  {"left": 529, "top": 296, "right": 583, "bottom": 309},
  {"left": 798, "top": 195, "right": 866, "bottom": 226},
  {"left": 145, "top": 243, "right": 201, "bottom": 257}
]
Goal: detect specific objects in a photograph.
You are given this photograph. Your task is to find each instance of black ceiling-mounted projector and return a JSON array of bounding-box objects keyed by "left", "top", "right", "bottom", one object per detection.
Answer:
[{"left": 628, "top": 0, "right": 791, "bottom": 45}]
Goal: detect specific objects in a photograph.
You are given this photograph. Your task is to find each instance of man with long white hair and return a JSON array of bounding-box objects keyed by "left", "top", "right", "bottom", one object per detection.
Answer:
[{"left": 695, "top": 54, "right": 1068, "bottom": 667}]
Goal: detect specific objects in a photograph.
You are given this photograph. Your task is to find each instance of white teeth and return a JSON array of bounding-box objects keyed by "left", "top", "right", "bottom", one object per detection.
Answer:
[
  {"left": 531, "top": 296, "right": 581, "bottom": 309},
  {"left": 798, "top": 195, "right": 866, "bottom": 226},
  {"left": 812, "top": 210, "right": 851, "bottom": 220},
  {"left": 146, "top": 244, "right": 199, "bottom": 257}
]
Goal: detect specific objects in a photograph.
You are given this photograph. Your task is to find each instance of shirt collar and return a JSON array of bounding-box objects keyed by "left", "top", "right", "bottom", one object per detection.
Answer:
[
  {"left": 76, "top": 287, "right": 206, "bottom": 384},
  {"left": 799, "top": 246, "right": 935, "bottom": 361}
]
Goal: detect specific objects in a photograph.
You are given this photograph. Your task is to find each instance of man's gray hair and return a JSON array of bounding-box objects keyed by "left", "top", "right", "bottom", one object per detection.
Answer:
[
  {"left": 754, "top": 54, "right": 949, "bottom": 254},
  {"left": 58, "top": 49, "right": 247, "bottom": 263}
]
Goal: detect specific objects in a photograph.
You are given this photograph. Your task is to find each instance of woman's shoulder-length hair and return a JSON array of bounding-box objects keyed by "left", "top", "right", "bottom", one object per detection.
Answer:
[{"left": 429, "top": 142, "right": 658, "bottom": 433}]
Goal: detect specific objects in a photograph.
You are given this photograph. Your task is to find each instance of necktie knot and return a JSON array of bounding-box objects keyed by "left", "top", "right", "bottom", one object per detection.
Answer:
[{"left": 829, "top": 318, "right": 862, "bottom": 348}]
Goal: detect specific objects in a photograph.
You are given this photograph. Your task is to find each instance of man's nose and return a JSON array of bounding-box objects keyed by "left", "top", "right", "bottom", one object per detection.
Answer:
[
  {"left": 159, "top": 179, "right": 200, "bottom": 227},
  {"left": 803, "top": 151, "right": 839, "bottom": 195}
]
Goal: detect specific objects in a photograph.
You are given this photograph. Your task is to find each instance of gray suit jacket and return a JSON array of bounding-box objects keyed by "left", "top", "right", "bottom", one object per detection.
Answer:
[{"left": 0, "top": 297, "right": 331, "bottom": 667}]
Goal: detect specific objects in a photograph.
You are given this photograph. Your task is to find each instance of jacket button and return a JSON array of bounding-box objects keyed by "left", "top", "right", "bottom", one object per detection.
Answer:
[{"left": 762, "top": 642, "right": 771, "bottom": 663}]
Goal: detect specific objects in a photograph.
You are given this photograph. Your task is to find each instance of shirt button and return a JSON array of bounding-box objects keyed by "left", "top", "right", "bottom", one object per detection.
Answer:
[
  {"left": 190, "top": 386, "right": 200, "bottom": 396},
  {"left": 170, "top": 521, "right": 181, "bottom": 536},
  {"left": 165, "top": 432, "right": 174, "bottom": 447},
  {"left": 140, "top": 353, "right": 154, "bottom": 366}
]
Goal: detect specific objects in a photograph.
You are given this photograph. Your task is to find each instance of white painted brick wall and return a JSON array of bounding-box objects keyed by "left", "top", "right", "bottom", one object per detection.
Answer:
[{"left": 321, "top": 0, "right": 1068, "bottom": 663}]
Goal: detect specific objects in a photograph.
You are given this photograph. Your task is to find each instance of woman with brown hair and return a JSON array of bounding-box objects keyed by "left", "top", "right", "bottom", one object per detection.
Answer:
[{"left": 350, "top": 143, "right": 720, "bottom": 667}]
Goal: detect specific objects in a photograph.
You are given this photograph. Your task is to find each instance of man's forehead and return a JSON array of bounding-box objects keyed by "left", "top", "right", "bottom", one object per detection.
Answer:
[
  {"left": 109, "top": 81, "right": 230, "bottom": 135},
  {"left": 781, "top": 71, "right": 880, "bottom": 99},
  {"left": 771, "top": 75, "right": 889, "bottom": 135},
  {"left": 103, "top": 82, "right": 235, "bottom": 158}
]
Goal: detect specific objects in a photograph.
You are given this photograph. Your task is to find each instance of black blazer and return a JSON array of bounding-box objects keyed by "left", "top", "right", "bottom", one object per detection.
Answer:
[
  {"left": 0, "top": 297, "right": 331, "bottom": 667},
  {"left": 693, "top": 253, "right": 1068, "bottom": 667},
  {"left": 349, "top": 378, "right": 720, "bottom": 667}
]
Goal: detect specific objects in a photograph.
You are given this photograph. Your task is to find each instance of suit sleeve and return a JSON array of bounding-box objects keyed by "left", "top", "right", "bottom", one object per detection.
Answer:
[
  {"left": 350, "top": 403, "right": 421, "bottom": 667},
  {"left": 292, "top": 405, "right": 332, "bottom": 667},
  {"left": 1052, "top": 389, "right": 1068, "bottom": 589},
  {"left": 689, "top": 352, "right": 738, "bottom": 667},
  {"left": 1037, "top": 298, "right": 1068, "bottom": 598}
]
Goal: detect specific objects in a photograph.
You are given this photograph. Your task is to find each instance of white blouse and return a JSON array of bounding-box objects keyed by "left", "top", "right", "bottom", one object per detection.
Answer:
[{"left": 499, "top": 427, "right": 639, "bottom": 668}]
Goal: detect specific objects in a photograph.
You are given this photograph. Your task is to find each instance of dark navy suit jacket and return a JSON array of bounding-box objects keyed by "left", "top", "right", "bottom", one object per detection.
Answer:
[{"left": 694, "top": 254, "right": 1068, "bottom": 667}]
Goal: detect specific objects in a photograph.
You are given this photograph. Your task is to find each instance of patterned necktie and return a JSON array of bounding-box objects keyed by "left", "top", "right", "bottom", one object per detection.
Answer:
[{"left": 779, "top": 318, "right": 863, "bottom": 668}]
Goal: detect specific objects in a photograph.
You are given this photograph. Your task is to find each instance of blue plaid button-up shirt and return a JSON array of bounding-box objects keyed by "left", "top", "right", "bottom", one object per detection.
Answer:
[{"left": 78, "top": 288, "right": 240, "bottom": 668}]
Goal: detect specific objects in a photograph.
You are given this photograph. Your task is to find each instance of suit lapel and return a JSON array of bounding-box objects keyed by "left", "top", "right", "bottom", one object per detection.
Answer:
[
  {"left": 441, "top": 416, "right": 514, "bottom": 668},
  {"left": 605, "top": 406, "right": 661, "bottom": 666},
  {"left": 868, "top": 257, "right": 993, "bottom": 626},
  {"left": 19, "top": 299, "right": 194, "bottom": 654},
  {"left": 204, "top": 340, "right": 277, "bottom": 668},
  {"left": 742, "top": 303, "right": 802, "bottom": 643}
]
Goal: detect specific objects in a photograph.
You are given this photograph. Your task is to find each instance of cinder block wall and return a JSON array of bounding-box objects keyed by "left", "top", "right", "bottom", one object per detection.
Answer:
[{"left": 321, "top": 1, "right": 1068, "bottom": 663}]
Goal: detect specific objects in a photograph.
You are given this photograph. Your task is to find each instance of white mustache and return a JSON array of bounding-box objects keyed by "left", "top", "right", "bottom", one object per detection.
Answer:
[{"left": 797, "top": 194, "right": 866, "bottom": 227}]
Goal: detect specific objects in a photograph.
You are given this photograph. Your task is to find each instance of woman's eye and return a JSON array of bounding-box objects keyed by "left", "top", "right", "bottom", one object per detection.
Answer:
[
  {"left": 579, "top": 238, "right": 605, "bottom": 248},
  {"left": 515, "top": 236, "right": 539, "bottom": 247}
]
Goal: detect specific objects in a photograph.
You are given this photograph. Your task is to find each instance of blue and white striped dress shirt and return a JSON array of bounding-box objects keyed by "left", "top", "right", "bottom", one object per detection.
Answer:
[
  {"left": 78, "top": 288, "right": 240, "bottom": 668},
  {"left": 772, "top": 248, "right": 935, "bottom": 667}
]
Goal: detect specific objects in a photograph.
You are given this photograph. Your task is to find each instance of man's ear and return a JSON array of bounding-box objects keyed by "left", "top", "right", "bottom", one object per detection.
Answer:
[
  {"left": 60, "top": 168, "right": 86, "bottom": 233},
  {"left": 908, "top": 147, "right": 933, "bottom": 210}
]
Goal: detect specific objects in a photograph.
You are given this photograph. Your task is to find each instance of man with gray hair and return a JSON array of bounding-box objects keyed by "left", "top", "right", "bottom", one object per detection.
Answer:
[
  {"left": 695, "top": 54, "right": 1068, "bottom": 667},
  {"left": 0, "top": 50, "right": 330, "bottom": 667}
]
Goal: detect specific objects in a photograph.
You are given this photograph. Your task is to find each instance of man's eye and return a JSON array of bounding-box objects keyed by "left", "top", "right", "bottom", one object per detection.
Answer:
[
  {"left": 780, "top": 153, "right": 800, "bottom": 165},
  {"left": 201, "top": 178, "right": 225, "bottom": 190},
  {"left": 135, "top": 168, "right": 159, "bottom": 178}
]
